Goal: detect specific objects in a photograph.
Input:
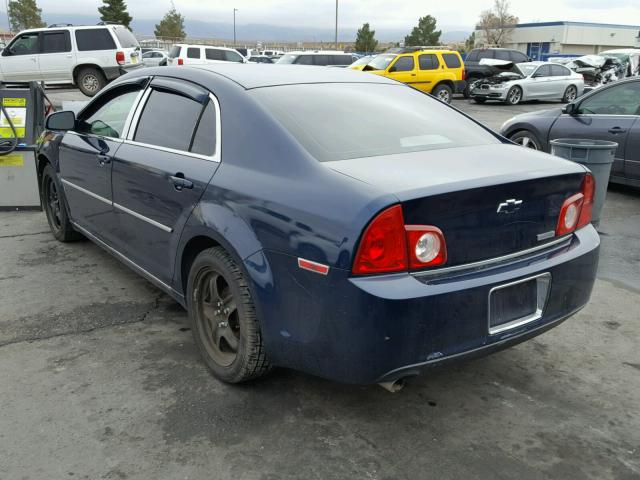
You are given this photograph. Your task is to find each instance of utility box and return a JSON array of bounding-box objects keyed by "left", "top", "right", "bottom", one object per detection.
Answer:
[{"left": 0, "top": 82, "right": 46, "bottom": 210}]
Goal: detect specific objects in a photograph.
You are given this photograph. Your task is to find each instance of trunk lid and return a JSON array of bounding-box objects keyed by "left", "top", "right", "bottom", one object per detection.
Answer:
[{"left": 327, "top": 144, "right": 586, "bottom": 268}]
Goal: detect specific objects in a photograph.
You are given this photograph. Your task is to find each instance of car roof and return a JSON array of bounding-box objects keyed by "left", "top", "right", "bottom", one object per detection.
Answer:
[
  {"left": 283, "top": 51, "right": 348, "bottom": 55},
  {"left": 188, "top": 63, "right": 398, "bottom": 89},
  {"left": 19, "top": 24, "right": 125, "bottom": 34},
  {"left": 175, "top": 44, "right": 238, "bottom": 52}
]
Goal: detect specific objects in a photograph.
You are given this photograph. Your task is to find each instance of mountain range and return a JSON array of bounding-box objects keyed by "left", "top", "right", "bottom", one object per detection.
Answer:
[{"left": 1, "top": 12, "right": 471, "bottom": 44}]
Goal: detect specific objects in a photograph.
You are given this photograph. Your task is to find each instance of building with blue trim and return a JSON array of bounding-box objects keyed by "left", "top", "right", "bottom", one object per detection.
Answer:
[{"left": 476, "top": 21, "right": 640, "bottom": 60}]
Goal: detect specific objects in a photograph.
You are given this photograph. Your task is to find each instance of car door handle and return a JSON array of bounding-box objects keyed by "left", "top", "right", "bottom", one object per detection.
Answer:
[
  {"left": 97, "top": 154, "right": 111, "bottom": 166},
  {"left": 608, "top": 127, "right": 627, "bottom": 134},
  {"left": 169, "top": 174, "right": 193, "bottom": 191}
]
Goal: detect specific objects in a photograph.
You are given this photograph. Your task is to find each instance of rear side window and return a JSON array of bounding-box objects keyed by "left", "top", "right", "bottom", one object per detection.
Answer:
[
  {"left": 113, "top": 27, "right": 138, "bottom": 48},
  {"left": 477, "top": 50, "right": 494, "bottom": 60},
  {"left": 442, "top": 53, "right": 461, "bottom": 68},
  {"left": 551, "top": 64, "right": 569, "bottom": 76},
  {"left": 190, "top": 102, "right": 217, "bottom": 156},
  {"left": 75, "top": 28, "right": 117, "bottom": 51},
  {"left": 466, "top": 50, "right": 479, "bottom": 62},
  {"left": 494, "top": 50, "right": 510, "bottom": 61},
  {"left": 187, "top": 47, "right": 201, "bottom": 59},
  {"left": 313, "top": 55, "right": 330, "bottom": 65},
  {"left": 41, "top": 31, "right": 71, "bottom": 53},
  {"left": 419, "top": 54, "right": 439, "bottom": 70},
  {"left": 392, "top": 56, "right": 414, "bottom": 72},
  {"left": 169, "top": 46, "right": 181, "bottom": 58},
  {"left": 134, "top": 90, "right": 203, "bottom": 151},
  {"left": 205, "top": 48, "right": 224, "bottom": 60},
  {"left": 331, "top": 55, "right": 352, "bottom": 65}
]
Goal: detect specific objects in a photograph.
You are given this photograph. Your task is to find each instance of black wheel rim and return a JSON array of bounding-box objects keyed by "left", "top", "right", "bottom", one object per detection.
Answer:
[
  {"left": 194, "top": 268, "right": 240, "bottom": 367},
  {"left": 44, "top": 176, "right": 62, "bottom": 231}
]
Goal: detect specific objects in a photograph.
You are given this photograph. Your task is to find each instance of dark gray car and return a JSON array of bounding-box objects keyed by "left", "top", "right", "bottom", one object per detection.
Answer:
[{"left": 500, "top": 78, "right": 640, "bottom": 187}]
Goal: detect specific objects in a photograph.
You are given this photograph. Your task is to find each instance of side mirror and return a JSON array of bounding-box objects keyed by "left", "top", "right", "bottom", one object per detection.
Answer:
[
  {"left": 46, "top": 111, "right": 76, "bottom": 131},
  {"left": 563, "top": 103, "right": 578, "bottom": 115}
]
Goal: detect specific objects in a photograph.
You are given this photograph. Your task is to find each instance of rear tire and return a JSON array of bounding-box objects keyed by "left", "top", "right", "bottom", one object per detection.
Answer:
[
  {"left": 562, "top": 85, "right": 578, "bottom": 103},
  {"left": 76, "top": 67, "right": 106, "bottom": 97},
  {"left": 432, "top": 84, "right": 453, "bottom": 104},
  {"left": 187, "top": 247, "right": 271, "bottom": 384},
  {"left": 41, "top": 164, "right": 82, "bottom": 242},
  {"left": 505, "top": 86, "right": 523, "bottom": 105}
]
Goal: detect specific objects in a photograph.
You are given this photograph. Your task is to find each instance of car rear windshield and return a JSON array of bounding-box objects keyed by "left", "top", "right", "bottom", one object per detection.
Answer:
[
  {"left": 252, "top": 83, "right": 499, "bottom": 162},
  {"left": 113, "top": 26, "right": 138, "bottom": 48},
  {"left": 75, "top": 28, "right": 116, "bottom": 51},
  {"left": 169, "top": 46, "right": 181, "bottom": 58}
]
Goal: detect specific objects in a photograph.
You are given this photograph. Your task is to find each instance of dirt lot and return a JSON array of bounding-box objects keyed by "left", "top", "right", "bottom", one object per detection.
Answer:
[{"left": 1, "top": 97, "right": 639, "bottom": 480}]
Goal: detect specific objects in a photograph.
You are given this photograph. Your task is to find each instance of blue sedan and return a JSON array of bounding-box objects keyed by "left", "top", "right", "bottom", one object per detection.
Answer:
[{"left": 37, "top": 65, "right": 600, "bottom": 387}]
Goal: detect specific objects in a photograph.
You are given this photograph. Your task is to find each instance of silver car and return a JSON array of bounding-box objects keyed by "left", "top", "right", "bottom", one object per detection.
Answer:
[
  {"left": 470, "top": 60, "right": 584, "bottom": 105},
  {"left": 142, "top": 50, "right": 168, "bottom": 67}
]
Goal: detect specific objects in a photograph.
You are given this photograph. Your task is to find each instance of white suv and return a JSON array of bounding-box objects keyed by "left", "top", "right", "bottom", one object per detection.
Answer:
[
  {"left": 0, "top": 23, "right": 142, "bottom": 96},
  {"left": 167, "top": 44, "right": 247, "bottom": 66}
]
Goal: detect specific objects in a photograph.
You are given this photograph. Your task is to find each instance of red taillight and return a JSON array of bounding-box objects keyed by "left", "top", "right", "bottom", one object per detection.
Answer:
[
  {"left": 462, "top": 69, "right": 466, "bottom": 80},
  {"left": 116, "top": 51, "right": 125, "bottom": 65},
  {"left": 352, "top": 205, "right": 408, "bottom": 275},
  {"left": 352, "top": 205, "right": 447, "bottom": 275},
  {"left": 577, "top": 172, "right": 595, "bottom": 229},
  {"left": 177, "top": 58, "right": 184, "bottom": 66},
  {"left": 405, "top": 226, "right": 447, "bottom": 269},
  {"left": 555, "top": 172, "right": 595, "bottom": 236}
]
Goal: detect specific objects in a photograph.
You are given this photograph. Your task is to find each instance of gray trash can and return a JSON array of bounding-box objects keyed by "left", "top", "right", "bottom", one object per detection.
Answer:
[{"left": 550, "top": 138, "right": 617, "bottom": 227}]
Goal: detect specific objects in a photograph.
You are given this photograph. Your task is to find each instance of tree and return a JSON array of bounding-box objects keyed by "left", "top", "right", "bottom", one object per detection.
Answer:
[
  {"left": 98, "top": 0, "right": 132, "bottom": 29},
  {"left": 465, "top": 31, "right": 476, "bottom": 52},
  {"left": 477, "top": 0, "right": 518, "bottom": 46},
  {"left": 8, "top": 0, "right": 45, "bottom": 32},
  {"left": 354, "top": 23, "right": 378, "bottom": 53},
  {"left": 155, "top": 2, "right": 186, "bottom": 40},
  {"left": 404, "top": 15, "right": 441, "bottom": 47}
]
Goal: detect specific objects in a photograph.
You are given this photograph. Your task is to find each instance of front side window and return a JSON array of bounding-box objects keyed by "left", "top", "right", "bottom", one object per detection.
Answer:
[
  {"left": 419, "top": 54, "right": 439, "bottom": 70},
  {"left": 313, "top": 55, "right": 330, "bottom": 65},
  {"left": 251, "top": 83, "right": 499, "bottom": 162},
  {"left": 134, "top": 90, "right": 203, "bottom": 151},
  {"left": 75, "top": 29, "right": 117, "bottom": 51},
  {"left": 295, "top": 55, "right": 314, "bottom": 65},
  {"left": 42, "top": 31, "right": 71, "bottom": 54},
  {"left": 494, "top": 50, "right": 511, "bottom": 61},
  {"left": 391, "top": 56, "right": 415, "bottom": 72},
  {"left": 6, "top": 33, "right": 39, "bottom": 56},
  {"left": 534, "top": 65, "right": 552, "bottom": 77},
  {"left": 511, "top": 51, "right": 529, "bottom": 63},
  {"left": 187, "top": 47, "right": 201, "bottom": 59},
  {"left": 578, "top": 83, "right": 640, "bottom": 115},
  {"left": 224, "top": 50, "right": 244, "bottom": 63},
  {"left": 442, "top": 53, "right": 461, "bottom": 68},
  {"left": 79, "top": 88, "right": 141, "bottom": 138}
]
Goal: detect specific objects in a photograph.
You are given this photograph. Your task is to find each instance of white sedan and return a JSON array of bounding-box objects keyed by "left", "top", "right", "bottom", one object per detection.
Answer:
[{"left": 470, "top": 60, "right": 584, "bottom": 105}]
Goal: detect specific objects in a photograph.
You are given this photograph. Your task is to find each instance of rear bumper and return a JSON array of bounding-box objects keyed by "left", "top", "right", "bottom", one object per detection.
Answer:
[
  {"left": 103, "top": 64, "right": 144, "bottom": 81},
  {"left": 453, "top": 80, "right": 467, "bottom": 93},
  {"left": 250, "top": 225, "right": 600, "bottom": 384}
]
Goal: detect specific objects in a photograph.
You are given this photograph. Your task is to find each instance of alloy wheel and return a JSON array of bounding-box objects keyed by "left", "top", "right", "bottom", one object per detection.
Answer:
[
  {"left": 508, "top": 88, "right": 522, "bottom": 104},
  {"left": 513, "top": 135, "right": 539, "bottom": 150},
  {"left": 438, "top": 89, "right": 451, "bottom": 103},
  {"left": 195, "top": 268, "right": 241, "bottom": 367},
  {"left": 565, "top": 86, "right": 577, "bottom": 102},
  {"left": 82, "top": 74, "right": 100, "bottom": 94}
]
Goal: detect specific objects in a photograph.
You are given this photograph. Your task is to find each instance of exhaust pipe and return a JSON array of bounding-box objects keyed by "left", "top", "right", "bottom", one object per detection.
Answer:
[{"left": 378, "top": 378, "right": 406, "bottom": 393}]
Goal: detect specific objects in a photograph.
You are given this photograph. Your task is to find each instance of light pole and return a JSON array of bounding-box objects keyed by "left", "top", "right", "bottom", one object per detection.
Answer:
[
  {"left": 233, "top": 8, "right": 238, "bottom": 46},
  {"left": 334, "top": 0, "right": 338, "bottom": 50},
  {"left": 5, "top": 0, "right": 10, "bottom": 33}
]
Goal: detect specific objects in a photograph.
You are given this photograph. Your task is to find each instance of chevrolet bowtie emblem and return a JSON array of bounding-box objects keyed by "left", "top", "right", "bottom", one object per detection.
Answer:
[{"left": 497, "top": 198, "right": 523, "bottom": 214}]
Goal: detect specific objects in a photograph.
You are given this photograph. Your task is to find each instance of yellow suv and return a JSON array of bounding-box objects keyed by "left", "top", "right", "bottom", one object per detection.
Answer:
[{"left": 362, "top": 47, "right": 466, "bottom": 103}]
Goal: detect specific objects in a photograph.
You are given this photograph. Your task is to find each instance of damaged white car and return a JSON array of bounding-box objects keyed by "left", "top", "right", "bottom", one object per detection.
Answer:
[{"left": 469, "top": 60, "right": 584, "bottom": 105}]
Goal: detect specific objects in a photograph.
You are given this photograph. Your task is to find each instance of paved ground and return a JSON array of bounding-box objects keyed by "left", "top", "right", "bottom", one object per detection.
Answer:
[{"left": 1, "top": 97, "right": 639, "bottom": 480}]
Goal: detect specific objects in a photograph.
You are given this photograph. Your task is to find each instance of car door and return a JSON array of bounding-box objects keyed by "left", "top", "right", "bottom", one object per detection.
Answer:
[
  {"left": 528, "top": 65, "right": 553, "bottom": 99},
  {"left": 550, "top": 64, "right": 571, "bottom": 100},
  {"left": 0, "top": 32, "right": 41, "bottom": 82},
  {"left": 38, "top": 30, "right": 75, "bottom": 83},
  {"left": 386, "top": 55, "right": 417, "bottom": 86},
  {"left": 625, "top": 118, "right": 640, "bottom": 183},
  {"left": 110, "top": 78, "right": 220, "bottom": 284},
  {"left": 58, "top": 80, "right": 147, "bottom": 240},
  {"left": 417, "top": 54, "right": 440, "bottom": 93},
  {"left": 549, "top": 81, "right": 640, "bottom": 178}
]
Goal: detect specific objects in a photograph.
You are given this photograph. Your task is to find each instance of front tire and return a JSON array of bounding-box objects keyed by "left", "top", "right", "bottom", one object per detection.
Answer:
[
  {"left": 76, "top": 67, "right": 106, "bottom": 97},
  {"left": 562, "top": 85, "right": 578, "bottom": 103},
  {"left": 432, "top": 84, "right": 453, "bottom": 104},
  {"left": 509, "top": 130, "right": 542, "bottom": 150},
  {"left": 41, "top": 164, "right": 82, "bottom": 242},
  {"left": 505, "top": 86, "right": 523, "bottom": 105},
  {"left": 187, "top": 247, "right": 270, "bottom": 384}
]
